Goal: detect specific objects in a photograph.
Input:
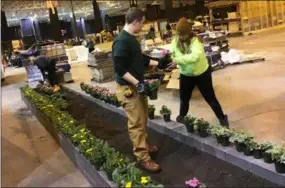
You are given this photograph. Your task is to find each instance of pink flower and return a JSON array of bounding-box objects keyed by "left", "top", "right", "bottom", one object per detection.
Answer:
[
  {"left": 185, "top": 178, "right": 200, "bottom": 187},
  {"left": 161, "top": 49, "right": 168, "bottom": 56}
]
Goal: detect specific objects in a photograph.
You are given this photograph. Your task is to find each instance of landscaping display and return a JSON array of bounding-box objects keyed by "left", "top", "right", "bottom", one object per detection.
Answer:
[
  {"left": 20, "top": 86, "right": 162, "bottom": 188},
  {"left": 21, "top": 84, "right": 284, "bottom": 187}
]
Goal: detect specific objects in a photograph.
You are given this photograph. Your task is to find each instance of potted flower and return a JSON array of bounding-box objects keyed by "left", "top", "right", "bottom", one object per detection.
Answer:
[
  {"left": 185, "top": 177, "right": 206, "bottom": 188},
  {"left": 266, "top": 145, "right": 285, "bottom": 173},
  {"left": 145, "top": 79, "right": 160, "bottom": 100},
  {"left": 148, "top": 105, "right": 155, "bottom": 120},
  {"left": 229, "top": 132, "right": 254, "bottom": 152},
  {"left": 261, "top": 142, "right": 273, "bottom": 163},
  {"left": 160, "top": 105, "right": 171, "bottom": 122},
  {"left": 210, "top": 125, "right": 233, "bottom": 147},
  {"left": 243, "top": 140, "right": 257, "bottom": 156},
  {"left": 184, "top": 115, "right": 196, "bottom": 133},
  {"left": 195, "top": 119, "right": 210, "bottom": 138},
  {"left": 276, "top": 153, "right": 285, "bottom": 174},
  {"left": 251, "top": 142, "right": 263, "bottom": 159}
]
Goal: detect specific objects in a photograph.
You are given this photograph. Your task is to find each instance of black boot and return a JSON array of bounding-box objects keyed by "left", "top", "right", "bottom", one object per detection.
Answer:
[
  {"left": 176, "top": 115, "right": 185, "bottom": 124},
  {"left": 219, "top": 115, "right": 229, "bottom": 127}
]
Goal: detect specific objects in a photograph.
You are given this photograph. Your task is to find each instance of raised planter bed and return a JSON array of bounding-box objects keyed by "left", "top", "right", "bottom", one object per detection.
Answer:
[
  {"left": 21, "top": 93, "right": 115, "bottom": 188},
  {"left": 60, "top": 85, "right": 284, "bottom": 187}
]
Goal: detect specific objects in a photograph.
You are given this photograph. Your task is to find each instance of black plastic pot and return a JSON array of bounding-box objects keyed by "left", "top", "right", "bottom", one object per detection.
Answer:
[
  {"left": 216, "top": 136, "right": 230, "bottom": 147},
  {"left": 198, "top": 130, "right": 209, "bottom": 138},
  {"left": 106, "top": 171, "right": 113, "bottom": 181},
  {"left": 185, "top": 123, "right": 195, "bottom": 133},
  {"left": 149, "top": 88, "right": 158, "bottom": 100},
  {"left": 94, "top": 161, "right": 104, "bottom": 170},
  {"left": 148, "top": 111, "right": 155, "bottom": 120},
  {"left": 235, "top": 142, "right": 246, "bottom": 152},
  {"left": 253, "top": 149, "right": 263, "bottom": 159},
  {"left": 243, "top": 146, "right": 253, "bottom": 156},
  {"left": 163, "top": 114, "right": 171, "bottom": 122},
  {"left": 274, "top": 161, "right": 285, "bottom": 173},
  {"left": 115, "top": 101, "right": 120, "bottom": 107},
  {"left": 263, "top": 152, "right": 273, "bottom": 163}
]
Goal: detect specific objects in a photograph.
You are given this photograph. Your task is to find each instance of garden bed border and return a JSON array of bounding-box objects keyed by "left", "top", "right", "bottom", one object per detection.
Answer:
[
  {"left": 62, "top": 84, "right": 285, "bottom": 187},
  {"left": 21, "top": 92, "right": 116, "bottom": 188}
]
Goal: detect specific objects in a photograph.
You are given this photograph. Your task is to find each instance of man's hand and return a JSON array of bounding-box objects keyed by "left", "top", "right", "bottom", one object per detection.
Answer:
[{"left": 136, "top": 82, "right": 151, "bottom": 96}]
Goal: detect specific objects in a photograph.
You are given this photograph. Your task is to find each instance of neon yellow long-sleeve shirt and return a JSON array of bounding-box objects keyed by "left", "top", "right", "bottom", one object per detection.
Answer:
[{"left": 171, "top": 37, "right": 209, "bottom": 76}]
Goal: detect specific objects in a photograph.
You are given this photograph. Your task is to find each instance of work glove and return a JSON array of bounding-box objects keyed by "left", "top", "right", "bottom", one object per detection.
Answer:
[
  {"left": 157, "top": 54, "right": 172, "bottom": 69},
  {"left": 136, "top": 82, "right": 151, "bottom": 96}
]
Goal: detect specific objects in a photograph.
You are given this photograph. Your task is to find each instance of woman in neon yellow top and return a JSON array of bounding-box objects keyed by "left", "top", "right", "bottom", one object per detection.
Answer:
[{"left": 168, "top": 18, "right": 229, "bottom": 127}]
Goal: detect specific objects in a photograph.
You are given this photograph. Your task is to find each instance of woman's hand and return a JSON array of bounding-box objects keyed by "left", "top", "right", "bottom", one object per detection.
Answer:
[{"left": 166, "top": 61, "right": 177, "bottom": 70}]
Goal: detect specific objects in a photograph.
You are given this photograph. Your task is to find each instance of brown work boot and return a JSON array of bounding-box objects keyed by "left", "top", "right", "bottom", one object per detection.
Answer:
[
  {"left": 53, "top": 85, "right": 61, "bottom": 93},
  {"left": 140, "top": 159, "right": 161, "bottom": 173}
]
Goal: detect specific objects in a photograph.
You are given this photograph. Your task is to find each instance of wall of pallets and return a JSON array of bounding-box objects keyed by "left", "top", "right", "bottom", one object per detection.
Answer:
[{"left": 240, "top": 1, "right": 285, "bottom": 33}]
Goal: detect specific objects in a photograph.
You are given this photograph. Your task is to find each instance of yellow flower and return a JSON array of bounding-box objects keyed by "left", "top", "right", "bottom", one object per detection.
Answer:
[
  {"left": 125, "top": 181, "right": 132, "bottom": 188},
  {"left": 80, "top": 139, "right": 87, "bottom": 143},
  {"left": 70, "top": 120, "right": 74, "bottom": 123},
  {"left": 119, "top": 158, "right": 123, "bottom": 162},
  {"left": 72, "top": 134, "right": 78, "bottom": 138},
  {"left": 141, "top": 176, "right": 148, "bottom": 184},
  {"left": 86, "top": 148, "right": 93, "bottom": 153},
  {"left": 80, "top": 135, "right": 84, "bottom": 138},
  {"left": 80, "top": 128, "right": 85, "bottom": 132}
]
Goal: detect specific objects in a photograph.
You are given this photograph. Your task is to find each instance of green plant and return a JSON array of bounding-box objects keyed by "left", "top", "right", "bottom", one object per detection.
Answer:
[
  {"left": 280, "top": 153, "right": 285, "bottom": 164},
  {"left": 160, "top": 105, "right": 171, "bottom": 116},
  {"left": 145, "top": 79, "right": 160, "bottom": 90},
  {"left": 266, "top": 145, "right": 285, "bottom": 162},
  {"left": 85, "top": 140, "right": 108, "bottom": 166},
  {"left": 101, "top": 149, "right": 129, "bottom": 177},
  {"left": 184, "top": 115, "right": 196, "bottom": 126},
  {"left": 148, "top": 105, "right": 155, "bottom": 113},
  {"left": 112, "top": 163, "right": 143, "bottom": 187},
  {"left": 195, "top": 118, "right": 210, "bottom": 132},
  {"left": 245, "top": 140, "right": 259, "bottom": 151},
  {"left": 260, "top": 142, "right": 273, "bottom": 151},
  {"left": 229, "top": 131, "right": 254, "bottom": 144},
  {"left": 113, "top": 163, "right": 163, "bottom": 188},
  {"left": 210, "top": 125, "right": 233, "bottom": 137}
]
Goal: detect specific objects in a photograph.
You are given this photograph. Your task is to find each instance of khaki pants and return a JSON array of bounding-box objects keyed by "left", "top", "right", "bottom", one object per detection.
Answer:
[{"left": 116, "top": 84, "right": 150, "bottom": 162}]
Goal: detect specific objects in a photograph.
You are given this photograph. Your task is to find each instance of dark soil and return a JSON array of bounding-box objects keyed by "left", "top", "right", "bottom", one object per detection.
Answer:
[{"left": 64, "top": 90, "right": 280, "bottom": 187}]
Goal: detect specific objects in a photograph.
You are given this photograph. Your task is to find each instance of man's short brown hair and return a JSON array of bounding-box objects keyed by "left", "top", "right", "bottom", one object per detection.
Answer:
[{"left": 125, "top": 7, "right": 145, "bottom": 24}]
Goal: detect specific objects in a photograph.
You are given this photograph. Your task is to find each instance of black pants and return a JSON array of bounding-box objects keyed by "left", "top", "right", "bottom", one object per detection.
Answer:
[
  {"left": 179, "top": 68, "right": 225, "bottom": 120},
  {"left": 40, "top": 61, "right": 58, "bottom": 86}
]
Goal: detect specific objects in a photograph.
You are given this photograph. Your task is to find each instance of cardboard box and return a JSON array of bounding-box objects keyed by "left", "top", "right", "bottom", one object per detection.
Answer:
[
  {"left": 228, "top": 12, "right": 238, "bottom": 19},
  {"left": 229, "top": 22, "right": 240, "bottom": 32}
]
